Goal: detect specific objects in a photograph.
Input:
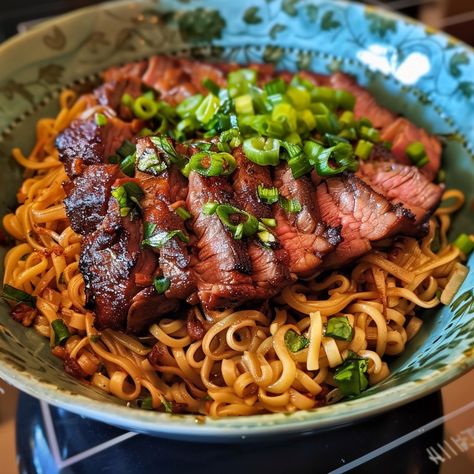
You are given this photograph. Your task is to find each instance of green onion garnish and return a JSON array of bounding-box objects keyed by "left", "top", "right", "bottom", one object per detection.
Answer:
[
  {"left": 202, "top": 78, "right": 220, "bottom": 96},
  {"left": 117, "top": 140, "right": 136, "bottom": 158},
  {"left": 120, "top": 153, "right": 136, "bottom": 177},
  {"left": 227, "top": 68, "right": 257, "bottom": 97},
  {"left": 260, "top": 218, "right": 276, "bottom": 228},
  {"left": 202, "top": 202, "right": 219, "bottom": 216},
  {"left": 453, "top": 233, "right": 474, "bottom": 255},
  {"left": 257, "top": 185, "right": 279, "bottom": 204},
  {"left": 279, "top": 196, "right": 302, "bottom": 213},
  {"left": 243, "top": 137, "right": 280, "bottom": 166},
  {"left": 176, "top": 94, "right": 204, "bottom": 119},
  {"left": 325, "top": 316, "right": 353, "bottom": 341},
  {"left": 286, "top": 86, "right": 311, "bottom": 110},
  {"left": 185, "top": 151, "right": 237, "bottom": 177},
  {"left": 175, "top": 207, "right": 191, "bottom": 220},
  {"left": 132, "top": 95, "right": 159, "bottom": 120},
  {"left": 121, "top": 93, "right": 134, "bottom": 107},
  {"left": 234, "top": 94, "right": 254, "bottom": 116},
  {"left": 141, "top": 396, "right": 154, "bottom": 410},
  {"left": 335, "top": 89, "right": 356, "bottom": 111},
  {"left": 405, "top": 141, "right": 429, "bottom": 168},
  {"left": 94, "top": 113, "right": 108, "bottom": 126},
  {"left": 195, "top": 94, "right": 220, "bottom": 124},
  {"left": 2, "top": 284, "right": 36, "bottom": 308},
  {"left": 154, "top": 276, "right": 171, "bottom": 295},
  {"left": 257, "top": 230, "right": 277, "bottom": 246},
  {"left": 354, "top": 139, "right": 374, "bottom": 161},
  {"left": 111, "top": 182, "right": 144, "bottom": 217},
  {"left": 334, "top": 357, "right": 369, "bottom": 397},
  {"left": 272, "top": 103, "right": 297, "bottom": 132},
  {"left": 281, "top": 141, "right": 312, "bottom": 179},
  {"left": 359, "top": 125, "right": 380, "bottom": 143},
  {"left": 285, "top": 329, "right": 310, "bottom": 352},
  {"left": 137, "top": 149, "right": 167, "bottom": 176},
  {"left": 264, "top": 78, "right": 287, "bottom": 96},
  {"left": 216, "top": 204, "right": 259, "bottom": 239},
  {"left": 142, "top": 222, "right": 189, "bottom": 248},
  {"left": 51, "top": 319, "right": 70, "bottom": 346}
]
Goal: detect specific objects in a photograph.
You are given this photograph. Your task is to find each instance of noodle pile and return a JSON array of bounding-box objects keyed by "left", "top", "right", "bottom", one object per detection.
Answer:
[{"left": 2, "top": 89, "right": 469, "bottom": 416}]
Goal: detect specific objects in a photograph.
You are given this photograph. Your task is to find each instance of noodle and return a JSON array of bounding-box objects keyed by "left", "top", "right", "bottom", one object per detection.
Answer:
[{"left": 1, "top": 85, "right": 470, "bottom": 418}]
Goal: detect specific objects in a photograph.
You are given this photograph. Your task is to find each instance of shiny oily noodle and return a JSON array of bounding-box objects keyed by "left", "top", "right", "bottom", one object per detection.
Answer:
[{"left": 2, "top": 88, "right": 468, "bottom": 417}]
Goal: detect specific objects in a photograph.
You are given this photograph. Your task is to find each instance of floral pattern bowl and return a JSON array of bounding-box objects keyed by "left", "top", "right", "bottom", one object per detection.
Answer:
[{"left": 0, "top": 0, "right": 473, "bottom": 441}]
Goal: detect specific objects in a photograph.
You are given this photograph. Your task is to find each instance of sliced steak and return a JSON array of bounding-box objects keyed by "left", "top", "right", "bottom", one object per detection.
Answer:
[
  {"left": 102, "top": 60, "right": 148, "bottom": 83},
  {"left": 316, "top": 174, "right": 415, "bottom": 268},
  {"left": 358, "top": 152, "right": 444, "bottom": 228},
  {"left": 187, "top": 172, "right": 257, "bottom": 310},
  {"left": 56, "top": 117, "right": 135, "bottom": 178},
  {"left": 273, "top": 164, "right": 341, "bottom": 276},
  {"left": 63, "top": 164, "right": 120, "bottom": 235},
  {"left": 94, "top": 75, "right": 143, "bottom": 119},
  {"left": 232, "top": 148, "right": 294, "bottom": 293},
  {"left": 80, "top": 195, "right": 159, "bottom": 331},
  {"left": 329, "top": 72, "right": 397, "bottom": 129},
  {"left": 380, "top": 117, "right": 441, "bottom": 181}
]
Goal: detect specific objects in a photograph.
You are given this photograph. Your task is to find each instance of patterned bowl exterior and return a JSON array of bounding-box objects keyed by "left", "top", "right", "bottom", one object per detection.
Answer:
[{"left": 0, "top": 0, "right": 472, "bottom": 440}]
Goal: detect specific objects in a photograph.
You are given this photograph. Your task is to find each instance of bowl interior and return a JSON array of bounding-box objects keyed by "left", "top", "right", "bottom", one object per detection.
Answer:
[{"left": 0, "top": 0, "right": 473, "bottom": 439}]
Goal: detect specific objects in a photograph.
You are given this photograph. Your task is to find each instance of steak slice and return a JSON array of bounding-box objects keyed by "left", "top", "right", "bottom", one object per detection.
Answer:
[
  {"left": 232, "top": 148, "right": 294, "bottom": 293},
  {"left": 329, "top": 72, "right": 397, "bottom": 129},
  {"left": 380, "top": 117, "right": 441, "bottom": 181},
  {"left": 316, "top": 174, "right": 415, "bottom": 268},
  {"left": 80, "top": 195, "right": 159, "bottom": 331},
  {"left": 63, "top": 164, "right": 120, "bottom": 235},
  {"left": 273, "top": 164, "right": 341, "bottom": 277},
  {"left": 187, "top": 172, "right": 257, "bottom": 310},
  {"left": 56, "top": 117, "right": 135, "bottom": 178},
  {"left": 358, "top": 152, "right": 444, "bottom": 228}
]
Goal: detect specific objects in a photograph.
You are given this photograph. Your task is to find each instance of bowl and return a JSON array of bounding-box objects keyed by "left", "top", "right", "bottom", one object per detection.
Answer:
[{"left": 0, "top": 0, "right": 473, "bottom": 441}]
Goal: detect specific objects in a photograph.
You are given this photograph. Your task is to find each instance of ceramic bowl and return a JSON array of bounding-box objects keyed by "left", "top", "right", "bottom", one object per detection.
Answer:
[{"left": 0, "top": 0, "right": 472, "bottom": 441}]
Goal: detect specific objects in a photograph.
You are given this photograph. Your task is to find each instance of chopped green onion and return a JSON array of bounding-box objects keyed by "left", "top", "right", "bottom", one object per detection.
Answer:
[
  {"left": 290, "top": 75, "right": 315, "bottom": 91},
  {"left": 227, "top": 68, "right": 257, "bottom": 97},
  {"left": 267, "top": 93, "right": 287, "bottom": 107},
  {"left": 132, "top": 95, "right": 158, "bottom": 120},
  {"left": 260, "top": 218, "right": 276, "bottom": 228},
  {"left": 285, "top": 132, "right": 302, "bottom": 145},
  {"left": 334, "top": 357, "right": 369, "bottom": 397},
  {"left": 2, "top": 284, "right": 36, "bottom": 308},
  {"left": 154, "top": 276, "right": 171, "bottom": 295},
  {"left": 265, "top": 119, "right": 287, "bottom": 138},
  {"left": 117, "top": 140, "right": 136, "bottom": 158},
  {"left": 120, "top": 153, "right": 136, "bottom": 177},
  {"left": 220, "top": 128, "right": 242, "bottom": 149},
  {"left": 121, "top": 93, "right": 134, "bottom": 107},
  {"left": 303, "top": 140, "right": 325, "bottom": 166},
  {"left": 243, "top": 137, "right": 280, "bottom": 166},
  {"left": 354, "top": 139, "right": 374, "bottom": 160},
  {"left": 140, "top": 396, "right": 154, "bottom": 410},
  {"left": 325, "top": 316, "right": 353, "bottom": 341},
  {"left": 264, "top": 78, "right": 287, "bottom": 95},
  {"left": 202, "top": 202, "right": 219, "bottom": 215},
  {"left": 359, "top": 125, "right": 380, "bottom": 143},
  {"left": 149, "top": 136, "right": 183, "bottom": 166},
  {"left": 51, "top": 319, "right": 71, "bottom": 346},
  {"left": 142, "top": 223, "right": 189, "bottom": 248},
  {"left": 111, "top": 182, "right": 144, "bottom": 217},
  {"left": 175, "top": 207, "right": 192, "bottom": 220},
  {"left": 287, "top": 86, "right": 311, "bottom": 110},
  {"left": 257, "top": 230, "right": 277, "bottom": 246},
  {"left": 310, "top": 102, "right": 330, "bottom": 115},
  {"left": 279, "top": 196, "right": 302, "bottom": 213},
  {"left": 335, "top": 89, "right": 356, "bottom": 110},
  {"left": 281, "top": 141, "right": 312, "bottom": 179},
  {"left": 310, "top": 86, "right": 336, "bottom": 107},
  {"left": 453, "top": 233, "right": 474, "bottom": 255},
  {"left": 297, "top": 109, "right": 316, "bottom": 132},
  {"left": 414, "top": 155, "right": 429, "bottom": 168},
  {"left": 338, "top": 127, "right": 357, "bottom": 141},
  {"left": 313, "top": 142, "right": 357, "bottom": 177},
  {"left": 137, "top": 149, "right": 167, "bottom": 176},
  {"left": 95, "top": 113, "right": 108, "bottom": 126},
  {"left": 202, "top": 78, "right": 220, "bottom": 96},
  {"left": 195, "top": 94, "right": 220, "bottom": 124},
  {"left": 161, "top": 398, "right": 173, "bottom": 413},
  {"left": 216, "top": 204, "right": 259, "bottom": 239},
  {"left": 405, "top": 141, "right": 426, "bottom": 164},
  {"left": 272, "top": 103, "right": 297, "bottom": 132},
  {"left": 284, "top": 329, "right": 310, "bottom": 352},
  {"left": 339, "top": 110, "right": 355, "bottom": 127},
  {"left": 257, "top": 185, "right": 279, "bottom": 204},
  {"left": 315, "top": 113, "right": 340, "bottom": 134},
  {"left": 186, "top": 151, "right": 236, "bottom": 177},
  {"left": 234, "top": 94, "right": 254, "bottom": 115},
  {"left": 176, "top": 94, "right": 204, "bottom": 119}
]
